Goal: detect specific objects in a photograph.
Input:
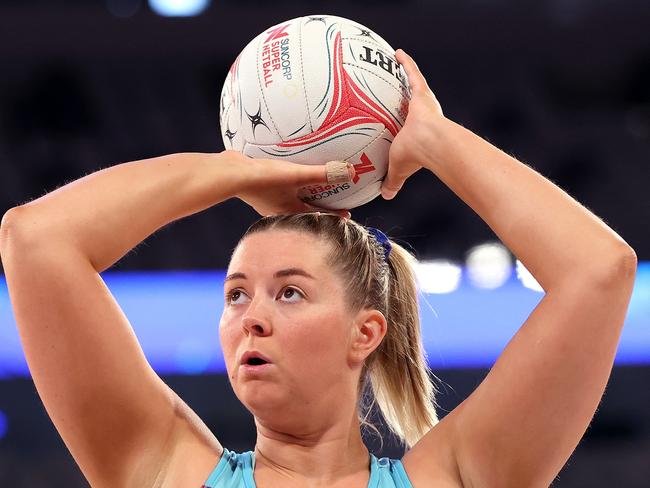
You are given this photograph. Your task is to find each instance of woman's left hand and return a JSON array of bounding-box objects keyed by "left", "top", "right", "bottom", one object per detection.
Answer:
[
  {"left": 223, "top": 150, "right": 352, "bottom": 218},
  {"left": 382, "top": 49, "right": 445, "bottom": 200}
]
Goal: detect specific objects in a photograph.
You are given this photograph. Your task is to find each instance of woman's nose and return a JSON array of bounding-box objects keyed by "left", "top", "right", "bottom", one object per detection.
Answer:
[
  {"left": 241, "top": 317, "right": 270, "bottom": 336},
  {"left": 241, "top": 300, "right": 272, "bottom": 336}
]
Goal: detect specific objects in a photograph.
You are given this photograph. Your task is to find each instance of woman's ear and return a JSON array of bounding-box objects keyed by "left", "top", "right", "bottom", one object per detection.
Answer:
[{"left": 349, "top": 309, "right": 387, "bottom": 365}]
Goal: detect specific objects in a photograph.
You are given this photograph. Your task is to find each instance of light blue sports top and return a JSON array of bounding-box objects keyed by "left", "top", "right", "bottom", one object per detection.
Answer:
[{"left": 202, "top": 448, "right": 414, "bottom": 488}]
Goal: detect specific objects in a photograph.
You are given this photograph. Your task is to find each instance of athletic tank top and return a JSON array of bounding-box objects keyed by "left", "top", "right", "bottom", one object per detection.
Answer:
[{"left": 202, "top": 447, "right": 414, "bottom": 488}]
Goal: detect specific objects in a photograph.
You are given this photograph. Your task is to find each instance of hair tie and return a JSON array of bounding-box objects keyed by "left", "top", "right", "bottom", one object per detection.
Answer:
[{"left": 367, "top": 227, "right": 392, "bottom": 261}]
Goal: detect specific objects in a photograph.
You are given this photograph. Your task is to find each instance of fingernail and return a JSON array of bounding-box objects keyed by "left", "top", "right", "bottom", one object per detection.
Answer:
[{"left": 381, "top": 188, "right": 397, "bottom": 200}]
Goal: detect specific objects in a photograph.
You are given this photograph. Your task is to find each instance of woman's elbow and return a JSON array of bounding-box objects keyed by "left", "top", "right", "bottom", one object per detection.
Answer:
[
  {"left": 590, "top": 243, "right": 637, "bottom": 288},
  {"left": 0, "top": 206, "right": 46, "bottom": 255},
  {"left": 0, "top": 207, "right": 22, "bottom": 251}
]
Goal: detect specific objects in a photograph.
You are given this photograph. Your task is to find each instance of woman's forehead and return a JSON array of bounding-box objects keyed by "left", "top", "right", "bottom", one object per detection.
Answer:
[{"left": 229, "top": 229, "right": 331, "bottom": 272}]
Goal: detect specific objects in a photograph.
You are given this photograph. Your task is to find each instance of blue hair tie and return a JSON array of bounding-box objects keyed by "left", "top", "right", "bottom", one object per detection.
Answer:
[{"left": 367, "top": 227, "right": 392, "bottom": 261}]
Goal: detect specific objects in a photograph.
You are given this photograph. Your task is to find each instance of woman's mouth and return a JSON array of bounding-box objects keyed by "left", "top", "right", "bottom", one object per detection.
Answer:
[{"left": 241, "top": 361, "right": 273, "bottom": 375}]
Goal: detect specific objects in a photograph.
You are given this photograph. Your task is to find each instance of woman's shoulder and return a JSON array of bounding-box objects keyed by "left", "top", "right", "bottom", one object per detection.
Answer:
[
  {"left": 156, "top": 418, "right": 224, "bottom": 488},
  {"left": 399, "top": 422, "right": 465, "bottom": 488}
]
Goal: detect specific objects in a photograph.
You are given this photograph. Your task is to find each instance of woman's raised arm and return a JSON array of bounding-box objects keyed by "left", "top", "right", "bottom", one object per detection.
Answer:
[
  {"left": 4, "top": 151, "right": 332, "bottom": 272},
  {"left": 389, "top": 50, "right": 637, "bottom": 488},
  {"left": 0, "top": 151, "right": 336, "bottom": 487}
]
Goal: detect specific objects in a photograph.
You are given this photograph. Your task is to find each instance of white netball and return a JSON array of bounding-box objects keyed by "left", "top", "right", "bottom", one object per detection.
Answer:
[{"left": 219, "top": 15, "right": 411, "bottom": 209}]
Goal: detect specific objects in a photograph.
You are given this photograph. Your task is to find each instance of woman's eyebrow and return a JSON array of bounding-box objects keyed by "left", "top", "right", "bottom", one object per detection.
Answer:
[
  {"left": 273, "top": 268, "right": 316, "bottom": 280},
  {"left": 224, "top": 268, "right": 315, "bottom": 283}
]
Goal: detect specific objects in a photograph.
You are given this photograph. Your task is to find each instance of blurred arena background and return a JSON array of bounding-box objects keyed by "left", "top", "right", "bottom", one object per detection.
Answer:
[{"left": 0, "top": 0, "right": 649, "bottom": 486}]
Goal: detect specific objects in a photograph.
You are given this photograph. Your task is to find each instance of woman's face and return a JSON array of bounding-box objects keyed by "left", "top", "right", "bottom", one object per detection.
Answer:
[{"left": 219, "top": 229, "right": 358, "bottom": 425}]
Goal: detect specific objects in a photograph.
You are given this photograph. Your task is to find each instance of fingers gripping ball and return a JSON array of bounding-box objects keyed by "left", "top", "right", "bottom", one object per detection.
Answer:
[{"left": 219, "top": 15, "right": 410, "bottom": 209}]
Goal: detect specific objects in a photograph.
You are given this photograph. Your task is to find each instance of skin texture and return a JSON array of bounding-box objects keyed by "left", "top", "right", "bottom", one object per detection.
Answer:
[{"left": 220, "top": 230, "right": 387, "bottom": 484}]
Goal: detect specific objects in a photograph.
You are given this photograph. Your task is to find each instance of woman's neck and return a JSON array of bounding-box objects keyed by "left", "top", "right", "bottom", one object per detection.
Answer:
[{"left": 252, "top": 416, "right": 371, "bottom": 484}]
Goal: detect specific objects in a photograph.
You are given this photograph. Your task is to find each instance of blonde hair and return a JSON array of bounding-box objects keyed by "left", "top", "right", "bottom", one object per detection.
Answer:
[{"left": 241, "top": 213, "right": 439, "bottom": 450}]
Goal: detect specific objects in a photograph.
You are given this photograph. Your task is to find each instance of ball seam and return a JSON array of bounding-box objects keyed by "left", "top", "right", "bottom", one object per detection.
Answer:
[
  {"left": 342, "top": 61, "right": 409, "bottom": 101},
  {"left": 299, "top": 17, "right": 314, "bottom": 134}
]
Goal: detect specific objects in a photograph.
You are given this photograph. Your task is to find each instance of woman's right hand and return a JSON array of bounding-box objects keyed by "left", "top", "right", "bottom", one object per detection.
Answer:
[
  {"left": 382, "top": 49, "right": 445, "bottom": 200},
  {"left": 223, "top": 150, "right": 352, "bottom": 218}
]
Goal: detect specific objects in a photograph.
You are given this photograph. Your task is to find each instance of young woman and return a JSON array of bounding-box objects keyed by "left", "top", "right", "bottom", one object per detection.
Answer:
[{"left": 0, "top": 49, "right": 636, "bottom": 487}]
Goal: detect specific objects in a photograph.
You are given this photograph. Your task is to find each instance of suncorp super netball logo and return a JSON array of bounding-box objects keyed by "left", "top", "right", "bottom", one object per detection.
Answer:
[{"left": 261, "top": 23, "right": 293, "bottom": 87}]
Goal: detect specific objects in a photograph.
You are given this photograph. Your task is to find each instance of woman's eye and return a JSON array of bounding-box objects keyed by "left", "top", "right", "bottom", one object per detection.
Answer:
[
  {"left": 279, "top": 287, "right": 304, "bottom": 303},
  {"left": 226, "top": 289, "right": 249, "bottom": 305}
]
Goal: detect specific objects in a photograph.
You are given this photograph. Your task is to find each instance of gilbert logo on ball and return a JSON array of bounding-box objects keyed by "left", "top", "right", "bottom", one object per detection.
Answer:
[{"left": 219, "top": 15, "right": 411, "bottom": 209}]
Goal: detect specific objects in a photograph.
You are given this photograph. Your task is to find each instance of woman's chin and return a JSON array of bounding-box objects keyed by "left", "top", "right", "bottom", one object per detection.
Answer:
[{"left": 238, "top": 384, "right": 288, "bottom": 413}]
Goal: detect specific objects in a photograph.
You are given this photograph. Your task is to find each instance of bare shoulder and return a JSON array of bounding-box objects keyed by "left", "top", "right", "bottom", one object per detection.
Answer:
[
  {"left": 401, "top": 412, "right": 467, "bottom": 488},
  {"left": 155, "top": 395, "right": 224, "bottom": 488}
]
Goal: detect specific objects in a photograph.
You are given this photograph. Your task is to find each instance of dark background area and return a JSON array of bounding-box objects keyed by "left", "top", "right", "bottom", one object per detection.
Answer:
[{"left": 0, "top": 0, "right": 649, "bottom": 486}]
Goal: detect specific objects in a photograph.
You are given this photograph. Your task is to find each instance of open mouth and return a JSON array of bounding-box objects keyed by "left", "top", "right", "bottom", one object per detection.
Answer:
[{"left": 246, "top": 357, "right": 268, "bottom": 366}]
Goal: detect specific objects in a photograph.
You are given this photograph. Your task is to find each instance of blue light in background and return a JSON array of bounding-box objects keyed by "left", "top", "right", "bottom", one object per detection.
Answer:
[
  {"left": 175, "top": 337, "right": 215, "bottom": 374},
  {"left": 148, "top": 0, "right": 211, "bottom": 17},
  {"left": 0, "top": 264, "right": 649, "bottom": 379},
  {"left": 0, "top": 410, "right": 7, "bottom": 439}
]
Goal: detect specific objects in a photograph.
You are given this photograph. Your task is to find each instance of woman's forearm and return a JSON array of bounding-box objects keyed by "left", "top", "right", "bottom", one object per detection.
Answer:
[
  {"left": 425, "top": 117, "right": 635, "bottom": 290},
  {"left": 10, "top": 152, "right": 243, "bottom": 272}
]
